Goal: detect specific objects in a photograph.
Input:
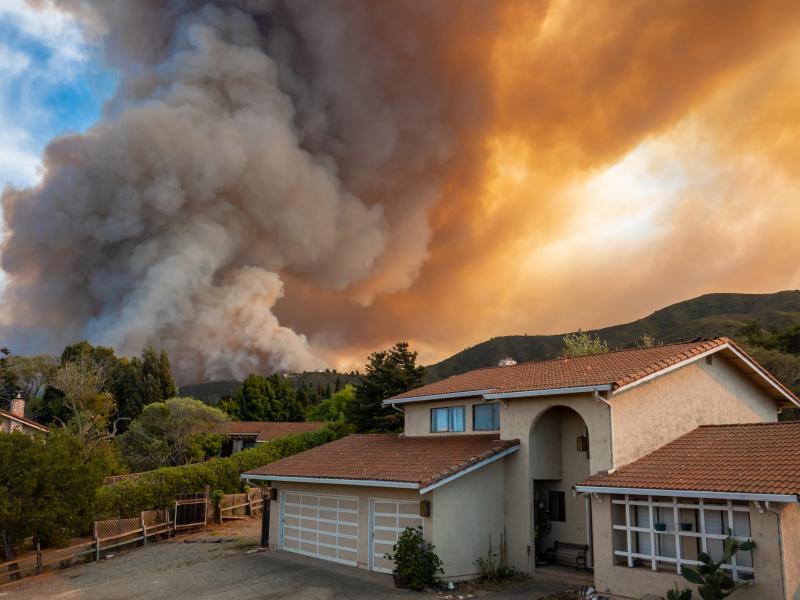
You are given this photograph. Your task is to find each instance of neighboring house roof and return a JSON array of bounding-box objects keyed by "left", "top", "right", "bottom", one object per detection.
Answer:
[
  {"left": 216, "top": 421, "right": 325, "bottom": 443},
  {"left": 242, "top": 434, "right": 519, "bottom": 494},
  {"left": 387, "top": 337, "right": 799, "bottom": 407},
  {"left": 576, "top": 422, "right": 800, "bottom": 502},
  {"left": 0, "top": 408, "right": 49, "bottom": 433}
]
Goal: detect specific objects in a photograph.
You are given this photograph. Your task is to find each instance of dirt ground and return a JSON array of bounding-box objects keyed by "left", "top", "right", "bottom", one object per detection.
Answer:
[{"left": 0, "top": 519, "right": 579, "bottom": 600}]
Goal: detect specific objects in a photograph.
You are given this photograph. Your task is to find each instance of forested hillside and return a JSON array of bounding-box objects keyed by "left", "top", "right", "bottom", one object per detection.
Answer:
[{"left": 425, "top": 291, "right": 800, "bottom": 397}]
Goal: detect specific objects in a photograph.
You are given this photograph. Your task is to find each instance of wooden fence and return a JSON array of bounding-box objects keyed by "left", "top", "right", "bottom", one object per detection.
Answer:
[
  {"left": 1, "top": 490, "right": 263, "bottom": 587},
  {"left": 219, "top": 488, "right": 264, "bottom": 520}
]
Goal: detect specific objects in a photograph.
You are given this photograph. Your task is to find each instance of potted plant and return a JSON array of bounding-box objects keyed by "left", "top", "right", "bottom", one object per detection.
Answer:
[
  {"left": 386, "top": 526, "right": 443, "bottom": 591},
  {"left": 654, "top": 522, "right": 668, "bottom": 532}
]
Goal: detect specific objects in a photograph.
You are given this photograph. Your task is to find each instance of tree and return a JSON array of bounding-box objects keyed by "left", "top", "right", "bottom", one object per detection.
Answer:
[
  {"left": 51, "top": 356, "right": 117, "bottom": 457},
  {"left": 348, "top": 342, "right": 425, "bottom": 433},
  {"left": 221, "top": 374, "right": 303, "bottom": 422},
  {"left": 0, "top": 430, "right": 106, "bottom": 562},
  {"left": 38, "top": 342, "right": 179, "bottom": 430},
  {"left": 306, "top": 385, "right": 356, "bottom": 423},
  {"left": 562, "top": 330, "right": 609, "bottom": 358},
  {"left": 118, "top": 397, "right": 228, "bottom": 470},
  {"left": 9, "top": 355, "right": 58, "bottom": 421},
  {"left": 0, "top": 348, "right": 19, "bottom": 411}
]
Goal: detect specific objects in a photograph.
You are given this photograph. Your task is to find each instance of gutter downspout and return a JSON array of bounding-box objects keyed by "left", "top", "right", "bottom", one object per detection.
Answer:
[
  {"left": 593, "top": 391, "right": 616, "bottom": 473},
  {"left": 766, "top": 501, "right": 787, "bottom": 598}
]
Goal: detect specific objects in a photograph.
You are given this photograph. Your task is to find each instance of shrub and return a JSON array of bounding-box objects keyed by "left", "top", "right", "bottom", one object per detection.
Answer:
[
  {"left": 661, "top": 534, "right": 755, "bottom": 600},
  {"left": 387, "top": 526, "right": 443, "bottom": 591},
  {"left": 474, "top": 535, "right": 515, "bottom": 582},
  {"left": 95, "top": 423, "right": 348, "bottom": 518}
]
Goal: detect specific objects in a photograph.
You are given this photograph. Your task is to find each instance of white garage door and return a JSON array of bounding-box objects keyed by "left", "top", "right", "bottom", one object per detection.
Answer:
[
  {"left": 280, "top": 491, "right": 359, "bottom": 566},
  {"left": 369, "top": 499, "right": 424, "bottom": 573}
]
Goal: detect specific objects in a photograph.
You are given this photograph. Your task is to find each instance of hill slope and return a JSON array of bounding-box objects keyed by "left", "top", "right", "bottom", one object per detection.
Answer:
[{"left": 425, "top": 290, "right": 800, "bottom": 382}]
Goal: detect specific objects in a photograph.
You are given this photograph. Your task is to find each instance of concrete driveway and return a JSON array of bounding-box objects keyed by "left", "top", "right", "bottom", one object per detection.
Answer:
[{"left": 2, "top": 530, "right": 575, "bottom": 600}]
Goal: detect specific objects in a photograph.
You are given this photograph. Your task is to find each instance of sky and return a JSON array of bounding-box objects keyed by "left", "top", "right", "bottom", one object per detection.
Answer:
[
  {"left": 2, "top": 1, "right": 800, "bottom": 380},
  {"left": 0, "top": 0, "right": 114, "bottom": 187}
]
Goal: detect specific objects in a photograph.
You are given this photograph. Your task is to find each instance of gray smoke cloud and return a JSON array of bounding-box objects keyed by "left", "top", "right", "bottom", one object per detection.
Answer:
[{"left": 1, "top": 0, "right": 468, "bottom": 381}]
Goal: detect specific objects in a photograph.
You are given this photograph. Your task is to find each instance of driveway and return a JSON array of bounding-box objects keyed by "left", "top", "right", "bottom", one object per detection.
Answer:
[{"left": 2, "top": 526, "right": 576, "bottom": 600}]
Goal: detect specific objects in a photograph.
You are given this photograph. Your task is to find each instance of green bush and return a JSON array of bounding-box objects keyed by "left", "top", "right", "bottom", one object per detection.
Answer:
[
  {"left": 387, "top": 526, "right": 443, "bottom": 591},
  {"left": 95, "top": 423, "right": 348, "bottom": 518}
]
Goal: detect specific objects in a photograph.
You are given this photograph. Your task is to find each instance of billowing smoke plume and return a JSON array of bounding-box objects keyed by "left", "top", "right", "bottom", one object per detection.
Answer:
[
  {"left": 1, "top": 0, "right": 496, "bottom": 380},
  {"left": 6, "top": 1, "right": 800, "bottom": 380}
]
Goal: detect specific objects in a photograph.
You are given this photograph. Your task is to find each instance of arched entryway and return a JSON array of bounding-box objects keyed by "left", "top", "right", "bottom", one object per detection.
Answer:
[{"left": 530, "top": 406, "right": 592, "bottom": 568}]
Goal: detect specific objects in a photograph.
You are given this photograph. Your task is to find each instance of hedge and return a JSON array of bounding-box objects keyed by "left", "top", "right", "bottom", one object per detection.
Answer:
[{"left": 95, "top": 423, "right": 349, "bottom": 518}]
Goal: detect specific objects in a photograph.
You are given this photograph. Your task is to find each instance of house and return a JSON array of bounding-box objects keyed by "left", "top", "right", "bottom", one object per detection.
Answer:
[
  {"left": 217, "top": 421, "right": 325, "bottom": 456},
  {"left": 242, "top": 338, "right": 800, "bottom": 598},
  {"left": 0, "top": 393, "right": 48, "bottom": 436}
]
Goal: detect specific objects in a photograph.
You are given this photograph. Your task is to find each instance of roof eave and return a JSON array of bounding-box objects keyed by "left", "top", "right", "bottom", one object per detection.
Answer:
[
  {"left": 574, "top": 484, "right": 799, "bottom": 503},
  {"left": 239, "top": 474, "right": 419, "bottom": 490},
  {"left": 384, "top": 389, "right": 496, "bottom": 406}
]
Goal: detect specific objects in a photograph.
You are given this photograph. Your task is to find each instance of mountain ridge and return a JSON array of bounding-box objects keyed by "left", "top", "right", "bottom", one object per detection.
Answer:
[{"left": 424, "top": 290, "right": 800, "bottom": 383}]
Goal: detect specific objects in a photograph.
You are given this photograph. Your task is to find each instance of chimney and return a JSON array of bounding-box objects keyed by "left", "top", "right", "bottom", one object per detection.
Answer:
[{"left": 10, "top": 392, "right": 25, "bottom": 418}]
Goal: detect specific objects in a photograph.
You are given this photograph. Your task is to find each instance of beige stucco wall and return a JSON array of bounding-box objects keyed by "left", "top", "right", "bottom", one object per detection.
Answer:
[
  {"left": 781, "top": 503, "right": 800, "bottom": 600},
  {"left": 502, "top": 394, "right": 613, "bottom": 572},
  {"left": 591, "top": 494, "right": 788, "bottom": 600},
  {"left": 612, "top": 358, "right": 778, "bottom": 469},
  {"left": 403, "top": 396, "right": 492, "bottom": 436},
  {"left": 534, "top": 408, "right": 592, "bottom": 553},
  {"left": 432, "top": 458, "right": 506, "bottom": 579}
]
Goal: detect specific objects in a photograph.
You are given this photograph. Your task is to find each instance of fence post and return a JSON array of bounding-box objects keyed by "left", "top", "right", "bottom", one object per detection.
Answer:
[
  {"left": 94, "top": 523, "right": 100, "bottom": 562},
  {"left": 141, "top": 512, "right": 147, "bottom": 546},
  {"left": 35, "top": 540, "right": 42, "bottom": 574},
  {"left": 247, "top": 492, "right": 252, "bottom": 517}
]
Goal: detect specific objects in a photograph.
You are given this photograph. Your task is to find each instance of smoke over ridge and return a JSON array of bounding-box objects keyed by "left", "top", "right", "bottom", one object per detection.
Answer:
[
  {"left": 1, "top": 0, "right": 496, "bottom": 380},
  {"left": 4, "top": 1, "right": 800, "bottom": 380}
]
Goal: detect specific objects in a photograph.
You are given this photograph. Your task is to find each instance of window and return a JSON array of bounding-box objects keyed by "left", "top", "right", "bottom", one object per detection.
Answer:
[
  {"left": 430, "top": 406, "right": 465, "bottom": 432},
  {"left": 548, "top": 491, "right": 566, "bottom": 522},
  {"left": 611, "top": 495, "right": 754, "bottom": 582},
  {"left": 473, "top": 403, "right": 500, "bottom": 431}
]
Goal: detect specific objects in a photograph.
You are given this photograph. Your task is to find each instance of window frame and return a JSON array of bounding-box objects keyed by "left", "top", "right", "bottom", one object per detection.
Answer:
[
  {"left": 430, "top": 405, "right": 466, "bottom": 433},
  {"left": 548, "top": 490, "right": 566, "bottom": 522},
  {"left": 472, "top": 403, "right": 500, "bottom": 431}
]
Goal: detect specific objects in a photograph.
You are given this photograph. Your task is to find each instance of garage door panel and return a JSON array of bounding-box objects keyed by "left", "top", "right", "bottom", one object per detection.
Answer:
[
  {"left": 398, "top": 516, "right": 422, "bottom": 529},
  {"left": 281, "top": 492, "right": 359, "bottom": 567},
  {"left": 370, "top": 500, "right": 424, "bottom": 574}
]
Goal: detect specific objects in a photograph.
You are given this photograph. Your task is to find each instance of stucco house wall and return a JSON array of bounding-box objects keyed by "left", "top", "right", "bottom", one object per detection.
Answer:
[
  {"left": 403, "top": 396, "right": 489, "bottom": 437},
  {"left": 780, "top": 502, "right": 800, "bottom": 600},
  {"left": 431, "top": 457, "right": 506, "bottom": 579},
  {"left": 611, "top": 358, "right": 778, "bottom": 469},
  {"left": 590, "top": 494, "right": 788, "bottom": 600},
  {"left": 501, "top": 393, "right": 612, "bottom": 572},
  {"left": 533, "top": 408, "right": 592, "bottom": 554}
]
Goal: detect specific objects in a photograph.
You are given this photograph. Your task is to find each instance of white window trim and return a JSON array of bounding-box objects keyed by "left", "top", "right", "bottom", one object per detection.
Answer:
[{"left": 430, "top": 405, "right": 466, "bottom": 433}]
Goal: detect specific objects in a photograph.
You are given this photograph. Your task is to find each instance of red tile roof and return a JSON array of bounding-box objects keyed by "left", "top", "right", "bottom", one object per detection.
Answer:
[
  {"left": 243, "top": 434, "right": 519, "bottom": 489},
  {"left": 578, "top": 422, "right": 800, "bottom": 497},
  {"left": 0, "top": 408, "right": 49, "bottom": 433},
  {"left": 390, "top": 337, "right": 797, "bottom": 404},
  {"left": 216, "top": 421, "right": 325, "bottom": 443}
]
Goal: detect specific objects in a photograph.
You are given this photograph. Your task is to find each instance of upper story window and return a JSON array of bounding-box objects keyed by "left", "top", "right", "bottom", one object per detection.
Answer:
[
  {"left": 431, "top": 406, "right": 465, "bottom": 433},
  {"left": 473, "top": 403, "right": 500, "bottom": 431}
]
